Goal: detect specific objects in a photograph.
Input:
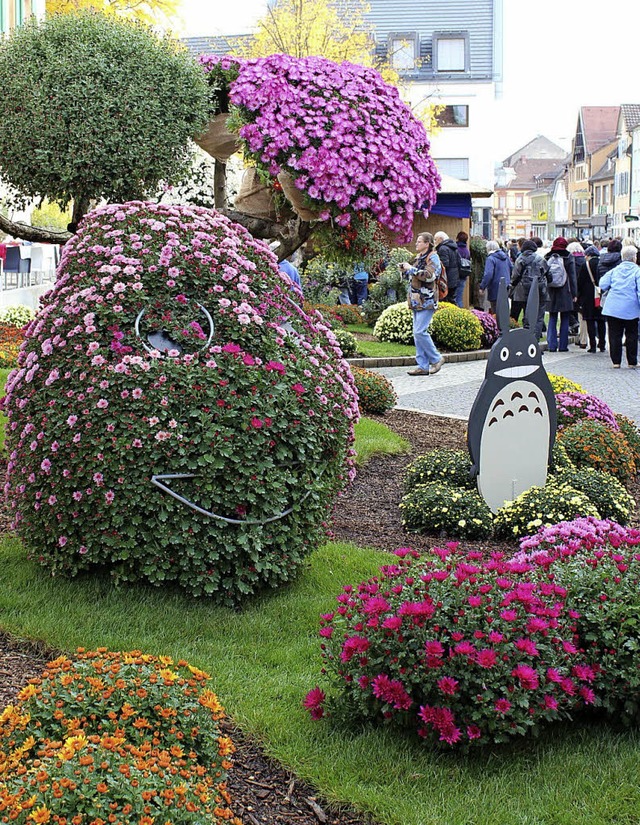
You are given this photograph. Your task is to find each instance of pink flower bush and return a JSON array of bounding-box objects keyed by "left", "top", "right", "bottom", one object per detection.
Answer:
[
  {"left": 307, "top": 545, "right": 593, "bottom": 749},
  {"left": 200, "top": 53, "right": 441, "bottom": 243},
  {"left": 3, "top": 201, "right": 359, "bottom": 602},
  {"left": 555, "top": 391, "right": 619, "bottom": 431},
  {"left": 515, "top": 517, "right": 640, "bottom": 722}
]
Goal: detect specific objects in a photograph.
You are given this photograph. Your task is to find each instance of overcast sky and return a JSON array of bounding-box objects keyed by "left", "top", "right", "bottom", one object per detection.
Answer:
[{"left": 175, "top": 0, "right": 640, "bottom": 159}]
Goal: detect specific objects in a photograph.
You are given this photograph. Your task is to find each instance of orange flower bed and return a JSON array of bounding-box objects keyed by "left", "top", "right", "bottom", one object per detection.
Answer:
[{"left": 0, "top": 649, "right": 241, "bottom": 824}]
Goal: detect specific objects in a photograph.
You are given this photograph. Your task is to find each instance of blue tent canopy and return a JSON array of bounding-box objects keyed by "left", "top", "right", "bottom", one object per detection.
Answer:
[{"left": 428, "top": 193, "right": 472, "bottom": 219}]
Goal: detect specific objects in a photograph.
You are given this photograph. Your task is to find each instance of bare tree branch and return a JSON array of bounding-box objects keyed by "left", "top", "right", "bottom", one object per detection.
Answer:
[{"left": 0, "top": 214, "right": 72, "bottom": 245}]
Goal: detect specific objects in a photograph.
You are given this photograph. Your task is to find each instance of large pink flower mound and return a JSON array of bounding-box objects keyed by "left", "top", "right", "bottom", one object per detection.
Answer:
[
  {"left": 202, "top": 53, "right": 441, "bottom": 242},
  {"left": 3, "top": 201, "right": 358, "bottom": 602}
]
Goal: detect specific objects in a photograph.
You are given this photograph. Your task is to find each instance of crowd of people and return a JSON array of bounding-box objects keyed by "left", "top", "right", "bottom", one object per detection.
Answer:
[{"left": 479, "top": 234, "right": 640, "bottom": 369}]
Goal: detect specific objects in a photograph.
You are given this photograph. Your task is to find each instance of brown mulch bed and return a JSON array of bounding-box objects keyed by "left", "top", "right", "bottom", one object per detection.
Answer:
[{"left": 2, "top": 407, "right": 639, "bottom": 824}]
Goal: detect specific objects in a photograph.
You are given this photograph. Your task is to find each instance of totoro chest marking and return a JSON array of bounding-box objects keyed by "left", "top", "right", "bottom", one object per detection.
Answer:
[{"left": 476, "top": 379, "right": 551, "bottom": 513}]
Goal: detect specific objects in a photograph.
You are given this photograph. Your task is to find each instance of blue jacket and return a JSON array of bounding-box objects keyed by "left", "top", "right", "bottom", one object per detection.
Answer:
[
  {"left": 598, "top": 260, "right": 640, "bottom": 320},
  {"left": 480, "top": 249, "right": 512, "bottom": 301}
]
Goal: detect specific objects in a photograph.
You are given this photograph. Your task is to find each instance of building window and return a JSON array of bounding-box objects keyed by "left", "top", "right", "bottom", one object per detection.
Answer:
[
  {"left": 388, "top": 32, "right": 418, "bottom": 71},
  {"left": 602, "top": 184, "right": 609, "bottom": 205},
  {"left": 435, "top": 158, "right": 469, "bottom": 179},
  {"left": 615, "top": 171, "right": 629, "bottom": 196},
  {"left": 575, "top": 165, "right": 586, "bottom": 181},
  {"left": 433, "top": 32, "right": 468, "bottom": 72},
  {"left": 433, "top": 105, "right": 469, "bottom": 127},
  {"left": 595, "top": 186, "right": 601, "bottom": 207},
  {"left": 515, "top": 194, "right": 523, "bottom": 210},
  {"left": 499, "top": 195, "right": 506, "bottom": 209}
]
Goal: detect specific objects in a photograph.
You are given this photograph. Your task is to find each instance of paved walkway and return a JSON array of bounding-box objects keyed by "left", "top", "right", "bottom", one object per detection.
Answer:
[{"left": 372, "top": 346, "right": 640, "bottom": 425}]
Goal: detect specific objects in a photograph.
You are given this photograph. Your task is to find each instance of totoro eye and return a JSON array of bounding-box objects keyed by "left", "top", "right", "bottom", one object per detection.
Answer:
[
  {"left": 528, "top": 344, "right": 537, "bottom": 358},
  {"left": 500, "top": 346, "right": 509, "bottom": 362}
]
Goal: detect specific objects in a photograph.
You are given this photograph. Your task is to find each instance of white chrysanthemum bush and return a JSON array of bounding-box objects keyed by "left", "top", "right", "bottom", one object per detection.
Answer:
[{"left": 3, "top": 202, "right": 359, "bottom": 602}]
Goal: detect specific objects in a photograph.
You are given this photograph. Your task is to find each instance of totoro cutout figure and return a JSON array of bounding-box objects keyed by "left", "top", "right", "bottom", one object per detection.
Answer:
[{"left": 467, "top": 278, "right": 557, "bottom": 513}]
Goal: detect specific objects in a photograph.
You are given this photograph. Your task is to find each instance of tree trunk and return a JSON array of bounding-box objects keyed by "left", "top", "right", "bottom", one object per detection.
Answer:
[{"left": 214, "top": 160, "right": 227, "bottom": 210}]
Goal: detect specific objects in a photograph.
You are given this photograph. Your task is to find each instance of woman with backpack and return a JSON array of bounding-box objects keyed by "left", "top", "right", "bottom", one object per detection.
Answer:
[
  {"left": 508, "top": 239, "right": 549, "bottom": 340},
  {"left": 544, "top": 237, "right": 577, "bottom": 352},
  {"left": 578, "top": 245, "right": 607, "bottom": 352}
]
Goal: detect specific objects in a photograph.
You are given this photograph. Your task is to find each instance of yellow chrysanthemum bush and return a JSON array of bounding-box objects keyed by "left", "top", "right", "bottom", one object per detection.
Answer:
[
  {"left": 0, "top": 648, "right": 240, "bottom": 825},
  {"left": 430, "top": 304, "right": 482, "bottom": 352}
]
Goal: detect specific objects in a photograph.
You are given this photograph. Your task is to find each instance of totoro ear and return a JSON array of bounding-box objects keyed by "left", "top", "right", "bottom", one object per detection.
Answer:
[
  {"left": 526, "top": 277, "right": 539, "bottom": 328},
  {"left": 496, "top": 278, "right": 510, "bottom": 335}
]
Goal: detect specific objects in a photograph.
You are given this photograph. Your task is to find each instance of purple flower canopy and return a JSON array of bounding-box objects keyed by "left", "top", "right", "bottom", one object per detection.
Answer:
[{"left": 201, "top": 53, "right": 441, "bottom": 242}]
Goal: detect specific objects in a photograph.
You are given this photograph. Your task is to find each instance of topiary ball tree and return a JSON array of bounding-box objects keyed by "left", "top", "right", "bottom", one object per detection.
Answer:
[
  {"left": 3, "top": 202, "right": 359, "bottom": 603},
  {"left": 0, "top": 11, "right": 209, "bottom": 224}
]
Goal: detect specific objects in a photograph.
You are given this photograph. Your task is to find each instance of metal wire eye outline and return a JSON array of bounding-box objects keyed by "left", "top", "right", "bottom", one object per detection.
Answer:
[
  {"left": 150, "top": 464, "right": 327, "bottom": 524},
  {"left": 134, "top": 300, "right": 215, "bottom": 356}
]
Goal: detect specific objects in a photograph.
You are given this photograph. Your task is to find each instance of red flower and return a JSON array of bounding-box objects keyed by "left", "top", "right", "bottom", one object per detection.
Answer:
[{"left": 304, "top": 686, "right": 325, "bottom": 720}]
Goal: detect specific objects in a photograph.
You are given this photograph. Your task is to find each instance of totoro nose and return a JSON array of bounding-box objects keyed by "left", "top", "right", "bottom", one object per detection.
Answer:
[{"left": 516, "top": 350, "right": 522, "bottom": 356}]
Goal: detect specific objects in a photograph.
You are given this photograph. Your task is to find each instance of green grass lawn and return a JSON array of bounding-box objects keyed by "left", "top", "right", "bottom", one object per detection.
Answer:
[
  {"left": 353, "top": 416, "right": 410, "bottom": 465},
  {"left": 1, "top": 537, "right": 639, "bottom": 825}
]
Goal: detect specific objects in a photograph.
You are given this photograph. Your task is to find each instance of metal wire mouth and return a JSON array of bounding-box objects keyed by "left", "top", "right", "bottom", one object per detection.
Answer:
[{"left": 150, "top": 466, "right": 326, "bottom": 525}]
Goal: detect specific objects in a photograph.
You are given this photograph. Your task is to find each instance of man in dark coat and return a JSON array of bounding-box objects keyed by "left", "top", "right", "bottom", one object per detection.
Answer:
[
  {"left": 544, "top": 237, "right": 577, "bottom": 352},
  {"left": 434, "top": 231, "right": 459, "bottom": 302},
  {"left": 509, "top": 239, "right": 550, "bottom": 340}
]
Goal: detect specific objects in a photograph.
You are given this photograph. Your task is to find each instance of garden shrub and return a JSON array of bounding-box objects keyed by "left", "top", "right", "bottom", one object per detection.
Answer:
[
  {"left": 0, "top": 648, "right": 239, "bottom": 824},
  {"left": 332, "top": 327, "right": 358, "bottom": 358},
  {"left": 307, "top": 546, "right": 594, "bottom": 749},
  {"left": 3, "top": 201, "right": 359, "bottom": 602},
  {"left": 517, "top": 518, "right": 640, "bottom": 723},
  {"left": 494, "top": 479, "right": 600, "bottom": 540},
  {"left": 547, "top": 373, "right": 585, "bottom": 394},
  {"left": 300, "top": 257, "right": 343, "bottom": 305},
  {"left": 400, "top": 481, "right": 493, "bottom": 540},
  {"left": 332, "top": 303, "right": 364, "bottom": 325},
  {"left": 555, "top": 391, "right": 619, "bottom": 431},
  {"left": 373, "top": 301, "right": 413, "bottom": 345},
  {"left": 362, "top": 248, "right": 412, "bottom": 325},
  {"left": 430, "top": 304, "right": 483, "bottom": 352},
  {"left": 558, "top": 419, "right": 634, "bottom": 484},
  {"left": 403, "top": 448, "right": 475, "bottom": 492},
  {"left": 0, "top": 304, "right": 35, "bottom": 328},
  {"left": 351, "top": 367, "right": 396, "bottom": 415},
  {"left": 615, "top": 413, "right": 640, "bottom": 474},
  {"left": 555, "top": 466, "right": 634, "bottom": 524},
  {"left": 470, "top": 309, "right": 500, "bottom": 348},
  {"left": 304, "top": 301, "right": 344, "bottom": 327}
]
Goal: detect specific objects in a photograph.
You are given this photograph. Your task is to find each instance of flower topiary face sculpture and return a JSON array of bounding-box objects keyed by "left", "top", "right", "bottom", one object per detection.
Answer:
[{"left": 4, "top": 202, "right": 358, "bottom": 602}]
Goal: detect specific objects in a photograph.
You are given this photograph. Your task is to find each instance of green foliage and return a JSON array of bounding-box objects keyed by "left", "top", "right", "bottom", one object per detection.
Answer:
[
  {"left": 615, "top": 413, "right": 640, "bottom": 474},
  {"left": 494, "top": 479, "right": 600, "bottom": 540},
  {"left": 331, "top": 327, "right": 357, "bottom": 357},
  {"left": 30, "top": 200, "right": 72, "bottom": 232},
  {"left": 403, "top": 448, "right": 475, "bottom": 492},
  {"left": 351, "top": 367, "right": 396, "bottom": 415},
  {"left": 558, "top": 420, "right": 634, "bottom": 484},
  {"left": 430, "top": 304, "right": 483, "bottom": 352},
  {"left": 361, "top": 248, "right": 412, "bottom": 325},
  {"left": 400, "top": 481, "right": 494, "bottom": 539},
  {"left": 556, "top": 466, "right": 634, "bottom": 524},
  {"left": 0, "top": 11, "right": 209, "bottom": 211},
  {"left": 331, "top": 304, "right": 363, "bottom": 325},
  {"left": 301, "top": 256, "right": 344, "bottom": 305},
  {"left": 372, "top": 301, "right": 413, "bottom": 344}
]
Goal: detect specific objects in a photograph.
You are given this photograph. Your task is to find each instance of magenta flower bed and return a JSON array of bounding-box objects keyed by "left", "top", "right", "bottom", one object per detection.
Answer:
[
  {"left": 200, "top": 53, "right": 441, "bottom": 242},
  {"left": 307, "top": 544, "right": 594, "bottom": 749}
]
